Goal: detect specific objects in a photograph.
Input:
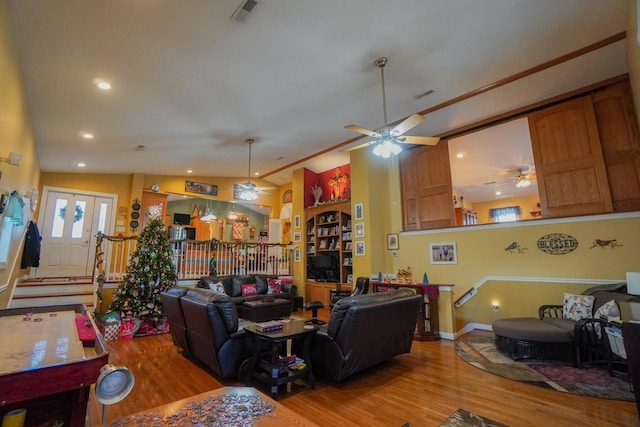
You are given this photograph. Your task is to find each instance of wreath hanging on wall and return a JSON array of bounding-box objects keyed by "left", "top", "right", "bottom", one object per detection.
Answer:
[{"left": 59, "top": 205, "right": 84, "bottom": 223}]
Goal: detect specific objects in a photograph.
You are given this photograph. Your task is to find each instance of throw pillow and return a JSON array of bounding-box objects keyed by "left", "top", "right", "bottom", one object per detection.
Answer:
[
  {"left": 208, "top": 281, "right": 226, "bottom": 294},
  {"left": 241, "top": 283, "right": 258, "bottom": 297},
  {"left": 562, "top": 293, "right": 595, "bottom": 321},
  {"left": 593, "top": 299, "right": 620, "bottom": 338},
  {"left": 267, "top": 278, "right": 282, "bottom": 295},
  {"left": 594, "top": 299, "right": 620, "bottom": 320}
]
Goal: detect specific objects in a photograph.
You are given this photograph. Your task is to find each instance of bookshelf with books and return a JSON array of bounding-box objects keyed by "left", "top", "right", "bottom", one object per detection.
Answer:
[{"left": 304, "top": 201, "right": 352, "bottom": 305}]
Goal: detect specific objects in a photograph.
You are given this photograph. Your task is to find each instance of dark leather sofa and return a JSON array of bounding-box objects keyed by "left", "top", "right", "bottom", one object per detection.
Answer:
[
  {"left": 306, "top": 288, "right": 422, "bottom": 382},
  {"left": 197, "top": 274, "right": 297, "bottom": 317},
  {"left": 161, "top": 287, "right": 255, "bottom": 379}
]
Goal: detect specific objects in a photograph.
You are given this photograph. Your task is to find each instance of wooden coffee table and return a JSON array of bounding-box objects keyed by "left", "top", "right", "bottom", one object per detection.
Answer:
[
  {"left": 242, "top": 320, "right": 319, "bottom": 399},
  {"left": 101, "top": 386, "right": 318, "bottom": 426}
]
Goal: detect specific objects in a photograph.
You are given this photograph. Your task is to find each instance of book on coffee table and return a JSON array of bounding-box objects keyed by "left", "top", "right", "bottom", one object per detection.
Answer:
[{"left": 255, "top": 320, "right": 283, "bottom": 332}]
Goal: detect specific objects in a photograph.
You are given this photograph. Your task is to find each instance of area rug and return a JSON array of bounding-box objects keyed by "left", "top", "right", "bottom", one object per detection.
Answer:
[
  {"left": 440, "top": 409, "right": 508, "bottom": 427},
  {"left": 455, "top": 334, "right": 634, "bottom": 401}
]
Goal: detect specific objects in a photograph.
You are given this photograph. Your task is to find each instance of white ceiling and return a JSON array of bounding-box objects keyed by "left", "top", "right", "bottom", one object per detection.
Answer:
[{"left": 8, "top": 1, "right": 629, "bottom": 188}]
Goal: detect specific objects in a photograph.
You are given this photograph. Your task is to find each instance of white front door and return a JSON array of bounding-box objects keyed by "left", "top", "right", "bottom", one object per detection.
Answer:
[{"left": 36, "top": 187, "right": 116, "bottom": 277}]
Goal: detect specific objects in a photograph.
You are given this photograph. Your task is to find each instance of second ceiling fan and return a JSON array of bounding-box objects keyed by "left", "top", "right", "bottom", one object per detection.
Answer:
[{"left": 345, "top": 57, "right": 439, "bottom": 157}]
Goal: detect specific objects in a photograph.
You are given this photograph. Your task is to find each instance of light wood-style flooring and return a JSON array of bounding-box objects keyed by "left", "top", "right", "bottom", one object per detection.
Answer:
[{"left": 86, "top": 309, "right": 639, "bottom": 426}]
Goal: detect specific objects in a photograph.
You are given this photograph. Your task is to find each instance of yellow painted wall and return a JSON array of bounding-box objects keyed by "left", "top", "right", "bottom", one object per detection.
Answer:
[
  {"left": 0, "top": 1, "right": 41, "bottom": 308},
  {"left": 472, "top": 194, "right": 540, "bottom": 224},
  {"left": 291, "top": 168, "right": 306, "bottom": 295},
  {"left": 396, "top": 214, "right": 640, "bottom": 336}
]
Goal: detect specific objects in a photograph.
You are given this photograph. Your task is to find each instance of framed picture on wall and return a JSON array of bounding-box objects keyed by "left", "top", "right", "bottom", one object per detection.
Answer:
[
  {"left": 294, "top": 215, "right": 301, "bottom": 229},
  {"left": 355, "top": 241, "right": 365, "bottom": 256},
  {"left": 429, "top": 242, "right": 457, "bottom": 264},
  {"left": 293, "top": 232, "right": 302, "bottom": 242},
  {"left": 294, "top": 248, "right": 301, "bottom": 263},
  {"left": 354, "top": 223, "right": 365, "bottom": 238},
  {"left": 387, "top": 233, "right": 399, "bottom": 250},
  {"left": 355, "top": 203, "right": 364, "bottom": 220}
]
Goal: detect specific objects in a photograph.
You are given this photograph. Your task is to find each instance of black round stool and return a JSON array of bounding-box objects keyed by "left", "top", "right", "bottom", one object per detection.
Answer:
[{"left": 304, "top": 301, "right": 325, "bottom": 325}]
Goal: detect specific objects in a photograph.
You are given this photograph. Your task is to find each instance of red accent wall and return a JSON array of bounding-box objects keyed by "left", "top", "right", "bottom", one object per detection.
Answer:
[{"left": 303, "top": 164, "right": 351, "bottom": 208}]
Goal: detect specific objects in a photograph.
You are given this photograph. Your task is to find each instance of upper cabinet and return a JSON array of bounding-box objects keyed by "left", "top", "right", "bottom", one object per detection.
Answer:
[
  {"left": 528, "top": 96, "right": 612, "bottom": 218},
  {"left": 400, "top": 143, "right": 455, "bottom": 231},
  {"left": 399, "top": 78, "right": 640, "bottom": 231},
  {"left": 591, "top": 81, "right": 640, "bottom": 213}
]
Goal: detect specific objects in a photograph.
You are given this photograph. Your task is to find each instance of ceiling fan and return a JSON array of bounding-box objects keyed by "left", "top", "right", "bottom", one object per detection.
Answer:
[
  {"left": 236, "top": 138, "right": 276, "bottom": 201},
  {"left": 504, "top": 166, "right": 536, "bottom": 188},
  {"left": 344, "top": 57, "right": 440, "bottom": 158}
]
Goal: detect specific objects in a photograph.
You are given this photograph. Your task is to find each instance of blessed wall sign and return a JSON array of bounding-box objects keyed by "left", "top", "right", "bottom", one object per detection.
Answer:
[{"left": 536, "top": 233, "right": 578, "bottom": 255}]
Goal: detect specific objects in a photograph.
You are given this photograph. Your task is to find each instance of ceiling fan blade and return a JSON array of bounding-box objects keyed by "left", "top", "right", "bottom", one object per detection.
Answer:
[
  {"left": 400, "top": 135, "right": 440, "bottom": 146},
  {"left": 342, "top": 141, "right": 374, "bottom": 152},
  {"left": 392, "top": 114, "right": 424, "bottom": 135},
  {"left": 345, "top": 124, "right": 381, "bottom": 138}
]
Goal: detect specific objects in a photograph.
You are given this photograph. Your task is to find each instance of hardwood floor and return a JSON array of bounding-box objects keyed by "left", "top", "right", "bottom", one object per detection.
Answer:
[{"left": 86, "top": 309, "right": 639, "bottom": 426}]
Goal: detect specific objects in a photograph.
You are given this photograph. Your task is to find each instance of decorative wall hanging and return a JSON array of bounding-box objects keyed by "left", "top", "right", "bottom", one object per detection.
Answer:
[
  {"left": 536, "top": 233, "right": 578, "bottom": 255},
  {"left": 430, "top": 242, "right": 457, "bottom": 264},
  {"left": 327, "top": 167, "right": 350, "bottom": 201},
  {"left": 589, "top": 239, "right": 622, "bottom": 249},
  {"left": 283, "top": 189, "right": 292, "bottom": 204},
  {"left": 130, "top": 199, "right": 141, "bottom": 230},
  {"left": 185, "top": 180, "right": 218, "bottom": 196},
  {"left": 504, "top": 241, "right": 527, "bottom": 254}
]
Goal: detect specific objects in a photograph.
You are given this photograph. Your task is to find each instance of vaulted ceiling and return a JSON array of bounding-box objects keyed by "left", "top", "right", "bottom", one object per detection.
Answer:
[{"left": 8, "top": 1, "right": 629, "bottom": 188}]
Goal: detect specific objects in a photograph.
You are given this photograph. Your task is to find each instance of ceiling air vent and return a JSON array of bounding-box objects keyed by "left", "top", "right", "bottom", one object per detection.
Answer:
[{"left": 232, "top": 0, "right": 259, "bottom": 23}]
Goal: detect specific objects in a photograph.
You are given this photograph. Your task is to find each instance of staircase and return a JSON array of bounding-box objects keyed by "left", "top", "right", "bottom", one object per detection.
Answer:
[{"left": 9, "top": 277, "right": 95, "bottom": 309}]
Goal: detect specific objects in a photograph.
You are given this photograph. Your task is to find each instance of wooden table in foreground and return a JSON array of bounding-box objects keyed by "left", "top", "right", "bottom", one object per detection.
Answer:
[
  {"left": 103, "top": 386, "right": 319, "bottom": 426},
  {"left": 372, "top": 281, "right": 446, "bottom": 341},
  {"left": 0, "top": 304, "right": 108, "bottom": 427}
]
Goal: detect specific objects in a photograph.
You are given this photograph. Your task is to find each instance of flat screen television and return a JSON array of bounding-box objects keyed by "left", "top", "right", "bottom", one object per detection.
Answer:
[
  {"left": 310, "top": 255, "right": 334, "bottom": 268},
  {"left": 173, "top": 213, "right": 191, "bottom": 225},
  {"left": 308, "top": 255, "right": 339, "bottom": 281}
]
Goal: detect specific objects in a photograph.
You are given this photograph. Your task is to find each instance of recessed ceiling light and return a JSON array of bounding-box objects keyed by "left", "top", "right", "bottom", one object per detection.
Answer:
[
  {"left": 186, "top": 170, "right": 193, "bottom": 174},
  {"left": 82, "top": 132, "right": 94, "bottom": 140},
  {"left": 254, "top": 172, "right": 260, "bottom": 176},
  {"left": 456, "top": 153, "right": 464, "bottom": 159},
  {"left": 495, "top": 191, "right": 501, "bottom": 195},
  {"left": 94, "top": 80, "right": 111, "bottom": 90},
  {"left": 77, "top": 162, "right": 86, "bottom": 168},
  {"left": 134, "top": 145, "right": 145, "bottom": 151}
]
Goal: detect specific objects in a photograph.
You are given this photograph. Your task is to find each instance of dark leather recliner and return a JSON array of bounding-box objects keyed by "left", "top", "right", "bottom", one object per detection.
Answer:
[
  {"left": 307, "top": 288, "right": 421, "bottom": 382},
  {"left": 178, "top": 288, "right": 252, "bottom": 379},
  {"left": 160, "top": 287, "right": 191, "bottom": 355},
  {"left": 329, "top": 276, "right": 370, "bottom": 309}
]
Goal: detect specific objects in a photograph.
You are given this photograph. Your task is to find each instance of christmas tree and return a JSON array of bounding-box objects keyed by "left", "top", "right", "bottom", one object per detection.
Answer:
[{"left": 109, "top": 217, "right": 177, "bottom": 322}]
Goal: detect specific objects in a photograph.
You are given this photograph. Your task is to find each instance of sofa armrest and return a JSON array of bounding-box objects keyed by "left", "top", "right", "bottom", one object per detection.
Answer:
[
  {"left": 539, "top": 304, "right": 563, "bottom": 319},
  {"left": 281, "top": 282, "right": 298, "bottom": 297}
]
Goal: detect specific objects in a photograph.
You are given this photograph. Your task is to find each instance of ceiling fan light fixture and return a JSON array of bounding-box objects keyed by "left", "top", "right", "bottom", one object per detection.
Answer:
[
  {"left": 515, "top": 175, "right": 532, "bottom": 188},
  {"left": 239, "top": 188, "right": 258, "bottom": 201},
  {"left": 373, "top": 140, "right": 403, "bottom": 158}
]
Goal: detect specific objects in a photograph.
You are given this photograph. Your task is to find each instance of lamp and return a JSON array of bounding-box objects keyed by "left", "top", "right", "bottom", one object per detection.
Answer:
[
  {"left": 200, "top": 199, "right": 217, "bottom": 222},
  {"left": 95, "top": 364, "right": 135, "bottom": 425},
  {"left": 238, "top": 138, "right": 259, "bottom": 201},
  {"left": 0, "top": 152, "right": 22, "bottom": 166}
]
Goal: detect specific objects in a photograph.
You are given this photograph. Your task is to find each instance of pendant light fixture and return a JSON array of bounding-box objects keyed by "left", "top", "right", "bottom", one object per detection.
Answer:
[{"left": 238, "top": 138, "right": 259, "bottom": 201}]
